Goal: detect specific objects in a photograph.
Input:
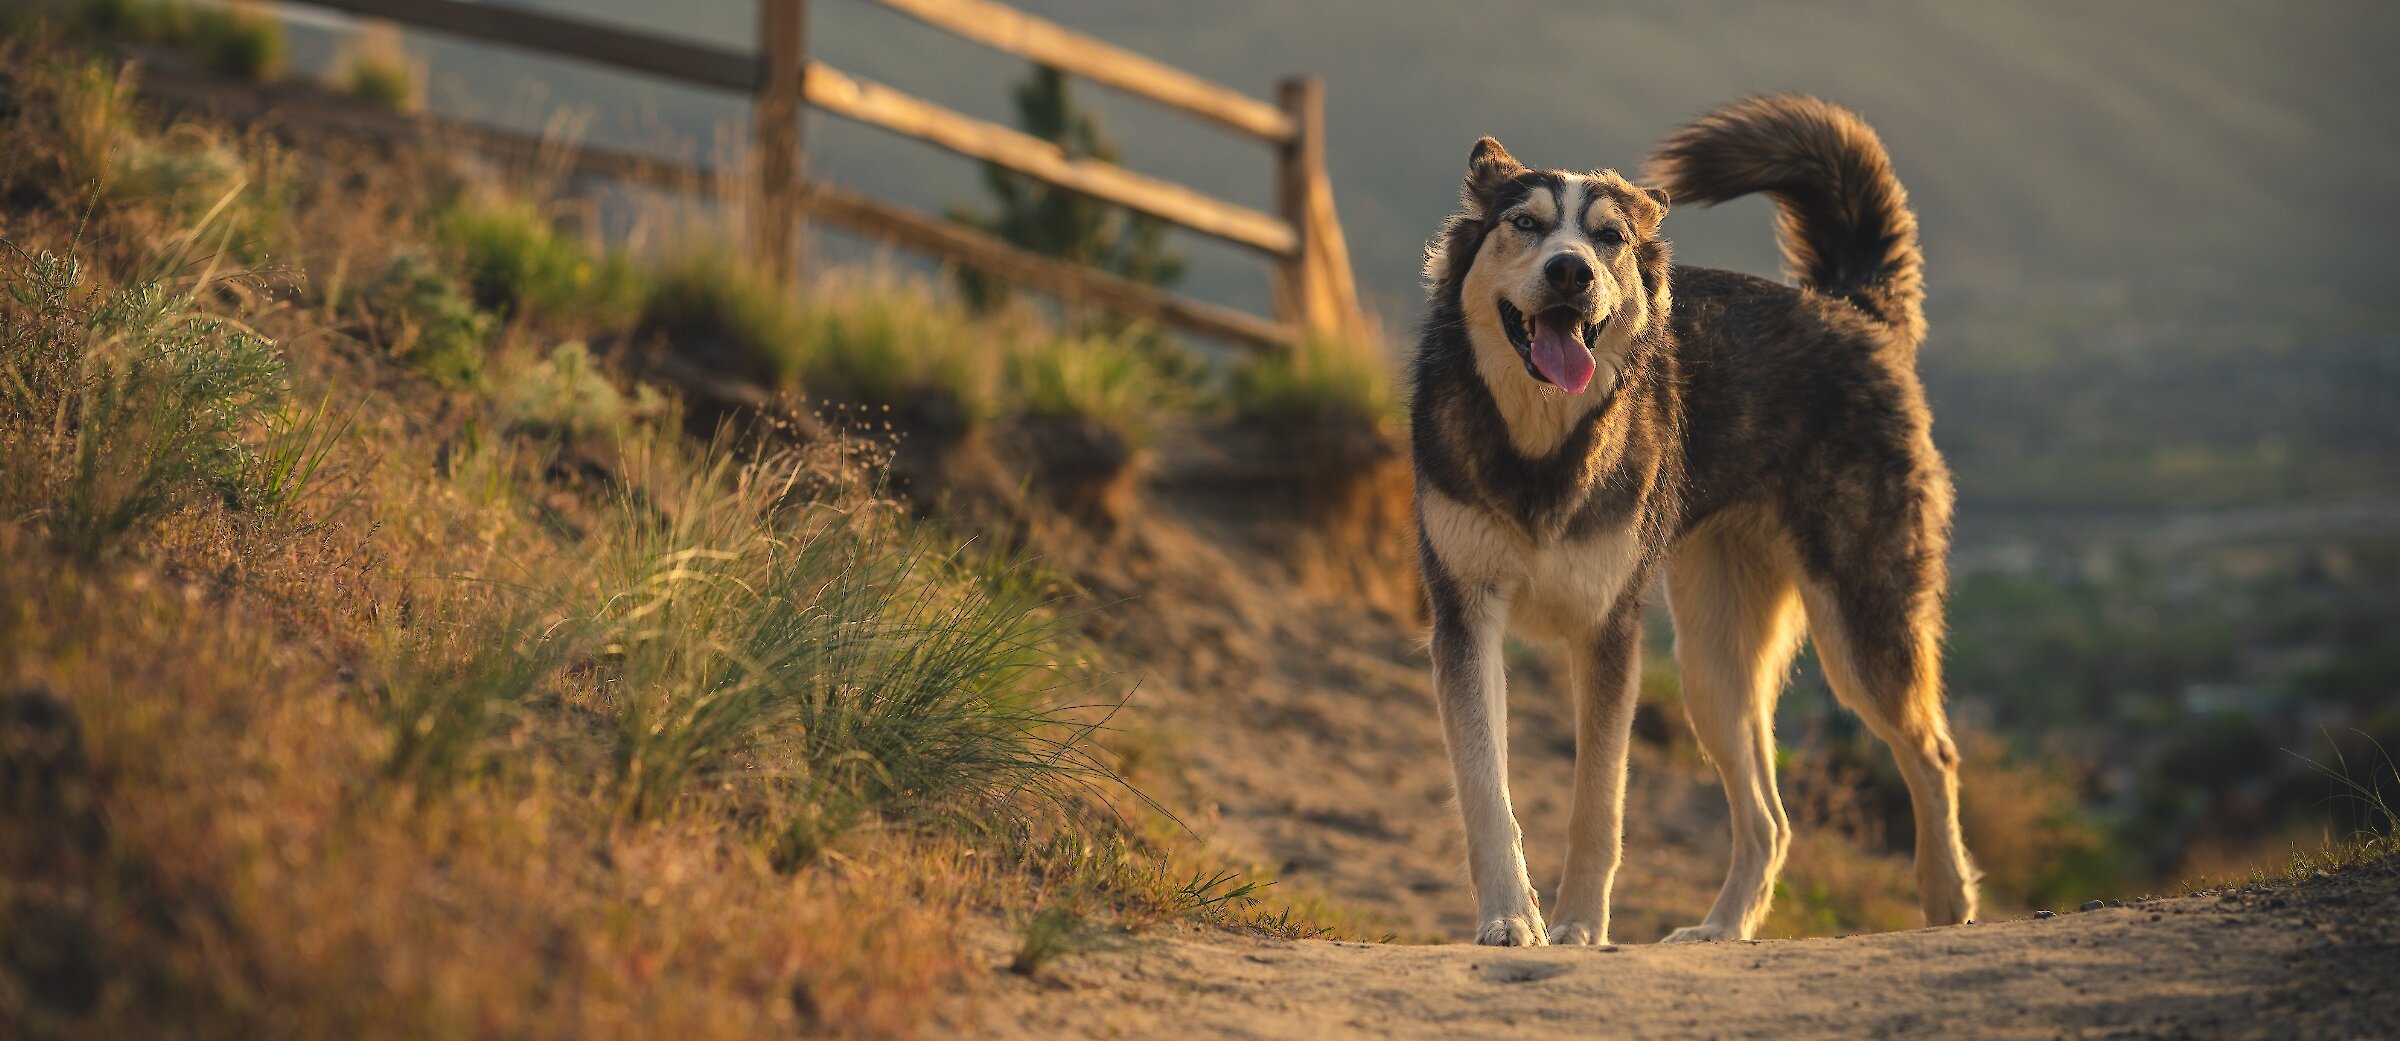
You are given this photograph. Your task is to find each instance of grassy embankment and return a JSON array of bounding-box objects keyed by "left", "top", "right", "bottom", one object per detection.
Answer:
[{"left": 0, "top": 30, "right": 1387, "bottom": 1038}]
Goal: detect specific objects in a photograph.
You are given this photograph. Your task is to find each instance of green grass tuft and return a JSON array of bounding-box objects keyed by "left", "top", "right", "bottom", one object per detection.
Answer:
[
  {"left": 336, "top": 24, "right": 418, "bottom": 112},
  {"left": 636, "top": 246, "right": 806, "bottom": 386},
  {"left": 1008, "top": 331, "right": 1171, "bottom": 445},
  {"left": 1228, "top": 336, "right": 1396, "bottom": 428},
  {"left": 191, "top": 2, "right": 285, "bottom": 83},
  {"left": 788, "top": 288, "right": 999, "bottom": 430},
  {"left": 434, "top": 201, "right": 645, "bottom": 328},
  {"left": 586, "top": 443, "right": 1099, "bottom": 824},
  {"left": 366, "top": 251, "right": 493, "bottom": 389}
]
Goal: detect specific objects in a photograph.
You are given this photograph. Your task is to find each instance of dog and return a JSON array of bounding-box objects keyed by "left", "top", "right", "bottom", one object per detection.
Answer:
[{"left": 1409, "top": 95, "right": 1977, "bottom": 946}]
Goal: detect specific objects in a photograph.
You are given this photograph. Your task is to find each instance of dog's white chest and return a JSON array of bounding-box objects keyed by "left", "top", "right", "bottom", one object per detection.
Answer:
[
  {"left": 1510, "top": 531, "right": 1644, "bottom": 641},
  {"left": 1420, "top": 490, "right": 1644, "bottom": 642}
]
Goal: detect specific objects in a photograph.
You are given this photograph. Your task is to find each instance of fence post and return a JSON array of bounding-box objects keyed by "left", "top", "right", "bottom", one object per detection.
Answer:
[
  {"left": 1273, "top": 76, "right": 1323, "bottom": 347},
  {"left": 754, "top": 0, "right": 807, "bottom": 283}
]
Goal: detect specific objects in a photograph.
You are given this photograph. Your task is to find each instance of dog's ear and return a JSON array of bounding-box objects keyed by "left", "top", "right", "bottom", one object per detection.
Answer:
[
  {"left": 1462, "top": 137, "right": 1526, "bottom": 208},
  {"left": 1625, "top": 183, "right": 1672, "bottom": 235}
]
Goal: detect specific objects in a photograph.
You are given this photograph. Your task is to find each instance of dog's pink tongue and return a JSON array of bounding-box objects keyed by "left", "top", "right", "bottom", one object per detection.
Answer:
[{"left": 1531, "top": 313, "right": 1595, "bottom": 394}]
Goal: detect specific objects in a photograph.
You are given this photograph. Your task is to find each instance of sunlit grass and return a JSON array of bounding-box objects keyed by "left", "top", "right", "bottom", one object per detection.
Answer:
[
  {"left": 0, "top": 245, "right": 288, "bottom": 559},
  {"left": 435, "top": 200, "right": 646, "bottom": 328},
  {"left": 1228, "top": 335, "right": 1397, "bottom": 428}
]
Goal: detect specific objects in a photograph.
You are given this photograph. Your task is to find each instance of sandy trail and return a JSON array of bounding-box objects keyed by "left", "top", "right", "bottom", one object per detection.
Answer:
[{"left": 979, "top": 870, "right": 2398, "bottom": 1040}]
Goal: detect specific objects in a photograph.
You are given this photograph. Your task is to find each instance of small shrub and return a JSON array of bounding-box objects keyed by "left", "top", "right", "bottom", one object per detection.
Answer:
[
  {"left": 434, "top": 201, "right": 645, "bottom": 328},
  {"left": 497, "top": 340, "right": 664, "bottom": 439},
  {"left": 190, "top": 1, "right": 284, "bottom": 83},
  {"left": 335, "top": 22, "right": 419, "bottom": 112},
  {"left": 77, "top": 0, "right": 199, "bottom": 43},
  {"left": 637, "top": 247, "right": 804, "bottom": 385},
  {"left": 1008, "top": 332, "right": 1168, "bottom": 445},
  {"left": 790, "top": 287, "right": 999, "bottom": 429},
  {"left": 367, "top": 251, "right": 492, "bottom": 389},
  {"left": 0, "top": 245, "right": 288, "bottom": 559},
  {"left": 1228, "top": 336, "right": 1395, "bottom": 428}
]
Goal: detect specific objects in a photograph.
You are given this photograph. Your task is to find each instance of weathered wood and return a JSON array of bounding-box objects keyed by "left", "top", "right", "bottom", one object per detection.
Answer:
[
  {"left": 271, "top": 0, "right": 1354, "bottom": 352},
  {"left": 754, "top": 0, "right": 808, "bottom": 282},
  {"left": 802, "top": 62, "right": 1298, "bottom": 258},
  {"left": 866, "top": 0, "right": 1293, "bottom": 143},
  {"left": 295, "top": 0, "right": 755, "bottom": 90},
  {"left": 1307, "top": 147, "right": 1371, "bottom": 347},
  {"left": 1271, "top": 78, "right": 1311, "bottom": 337},
  {"left": 801, "top": 184, "right": 1294, "bottom": 352}
]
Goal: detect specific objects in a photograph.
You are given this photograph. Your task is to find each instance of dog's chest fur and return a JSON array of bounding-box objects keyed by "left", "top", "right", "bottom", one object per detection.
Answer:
[
  {"left": 1412, "top": 345, "right": 1676, "bottom": 639},
  {"left": 1420, "top": 486, "right": 1644, "bottom": 642}
]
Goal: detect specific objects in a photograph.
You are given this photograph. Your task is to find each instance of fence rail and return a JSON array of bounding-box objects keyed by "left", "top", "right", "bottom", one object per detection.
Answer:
[{"left": 277, "top": 0, "right": 1366, "bottom": 352}]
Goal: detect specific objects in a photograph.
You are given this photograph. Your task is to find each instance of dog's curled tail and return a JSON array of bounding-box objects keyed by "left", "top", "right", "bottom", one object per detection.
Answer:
[{"left": 1648, "top": 95, "right": 1925, "bottom": 345}]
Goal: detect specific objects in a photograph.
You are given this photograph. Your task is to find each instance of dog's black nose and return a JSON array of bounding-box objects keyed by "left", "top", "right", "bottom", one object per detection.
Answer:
[{"left": 1544, "top": 254, "right": 1595, "bottom": 294}]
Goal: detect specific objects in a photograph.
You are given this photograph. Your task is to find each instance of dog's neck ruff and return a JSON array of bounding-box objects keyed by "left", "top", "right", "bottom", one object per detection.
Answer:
[{"left": 1468, "top": 317, "right": 1629, "bottom": 459}]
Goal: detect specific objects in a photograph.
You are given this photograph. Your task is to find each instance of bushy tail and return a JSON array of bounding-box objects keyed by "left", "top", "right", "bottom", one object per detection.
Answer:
[{"left": 1648, "top": 95, "right": 1925, "bottom": 345}]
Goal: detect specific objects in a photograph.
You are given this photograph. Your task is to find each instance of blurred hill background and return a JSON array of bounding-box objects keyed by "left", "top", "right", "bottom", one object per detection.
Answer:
[{"left": 261, "top": 0, "right": 2400, "bottom": 896}]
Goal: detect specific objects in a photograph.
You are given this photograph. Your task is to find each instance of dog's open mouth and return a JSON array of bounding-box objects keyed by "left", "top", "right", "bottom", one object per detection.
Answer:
[{"left": 1498, "top": 299, "right": 1603, "bottom": 395}]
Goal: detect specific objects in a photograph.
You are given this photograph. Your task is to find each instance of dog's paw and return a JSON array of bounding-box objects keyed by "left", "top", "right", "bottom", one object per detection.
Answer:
[
  {"left": 1659, "top": 922, "right": 1742, "bottom": 944},
  {"left": 1475, "top": 910, "right": 1549, "bottom": 947},
  {"left": 1545, "top": 919, "right": 1605, "bottom": 946}
]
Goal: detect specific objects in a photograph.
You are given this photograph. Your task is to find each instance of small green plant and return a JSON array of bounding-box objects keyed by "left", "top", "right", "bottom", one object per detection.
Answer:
[
  {"left": 1228, "top": 336, "right": 1396, "bottom": 428},
  {"left": 434, "top": 201, "right": 645, "bottom": 328},
  {"left": 336, "top": 23, "right": 418, "bottom": 112},
  {"left": 1008, "top": 332, "right": 1168, "bottom": 444},
  {"left": 190, "top": 2, "right": 284, "bottom": 83},
  {"left": 77, "top": 0, "right": 199, "bottom": 44},
  {"left": 589, "top": 444, "right": 1101, "bottom": 822},
  {"left": 637, "top": 246, "right": 805, "bottom": 385},
  {"left": 790, "top": 289, "right": 998, "bottom": 428},
  {"left": 368, "top": 251, "right": 493, "bottom": 388},
  {"left": 79, "top": 0, "right": 287, "bottom": 83},
  {"left": 2286, "top": 734, "right": 2400, "bottom": 875},
  {"left": 497, "top": 340, "right": 664, "bottom": 439},
  {"left": 0, "top": 245, "right": 288, "bottom": 559},
  {"left": 248, "top": 392, "right": 353, "bottom": 525}
]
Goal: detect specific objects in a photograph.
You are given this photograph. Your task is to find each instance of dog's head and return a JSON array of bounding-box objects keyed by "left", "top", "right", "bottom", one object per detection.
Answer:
[{"left": 1424, "top": 138, "right": 1673, "bottom": 397}]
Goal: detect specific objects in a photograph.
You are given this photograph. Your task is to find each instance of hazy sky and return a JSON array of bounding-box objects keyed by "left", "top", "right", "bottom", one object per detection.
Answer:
[{"left": 301, "top": 1, "right": 2400, "bottom": 327}]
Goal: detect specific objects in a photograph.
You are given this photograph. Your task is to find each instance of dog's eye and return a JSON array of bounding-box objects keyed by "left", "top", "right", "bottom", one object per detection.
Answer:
[
  {"left": 1596, "top": 226, "right": 1626, "bottom": 245},
  {"left": 1509, "top": 214, "right": 1541, "bottom": 232}
]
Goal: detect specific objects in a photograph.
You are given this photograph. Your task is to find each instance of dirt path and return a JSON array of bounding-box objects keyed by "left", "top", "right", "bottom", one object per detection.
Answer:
[
  {"left": 978, "top": 869, "right": 2399, "bottom": 1040},
  {"left": 1062, "top": 458, "right": 1734, "bottom": 944},
  {"left": 998, "top": 447, "right": 2399, "bottom": 1038}
]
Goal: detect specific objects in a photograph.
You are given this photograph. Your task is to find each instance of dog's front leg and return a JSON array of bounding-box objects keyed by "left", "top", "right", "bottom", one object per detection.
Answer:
[
  {"left": 1546, "top": 591, "right": 1644, "bottom": 945},
  {"left": 1424, "top": 553, "right": 1544, "bottom": 946}
]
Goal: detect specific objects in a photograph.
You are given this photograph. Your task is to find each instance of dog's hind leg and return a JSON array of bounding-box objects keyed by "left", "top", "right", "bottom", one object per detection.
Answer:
[
  {"left": 1422, "top": 542, "right": 1545, "bottom": 946},
  {"left": 1662, "top": 512, "right": 1807, "bottom": 942},
  {"left": 1546, "top": 587, "right": 1647, "bottom": 945},
  {"left": 1798, "top": 571, "right": 1980, "bottom": 927}
]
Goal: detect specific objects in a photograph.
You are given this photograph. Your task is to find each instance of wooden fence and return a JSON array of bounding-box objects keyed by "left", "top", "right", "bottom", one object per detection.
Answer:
[{"left": 281, "top": 0, "right": 1368, "bottom": 352}]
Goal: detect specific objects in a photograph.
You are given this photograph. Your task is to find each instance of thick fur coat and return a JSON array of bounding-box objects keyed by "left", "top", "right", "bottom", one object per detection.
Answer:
[{"left": 1410, "top": 95, "right": 1977, "bottom": 946}]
